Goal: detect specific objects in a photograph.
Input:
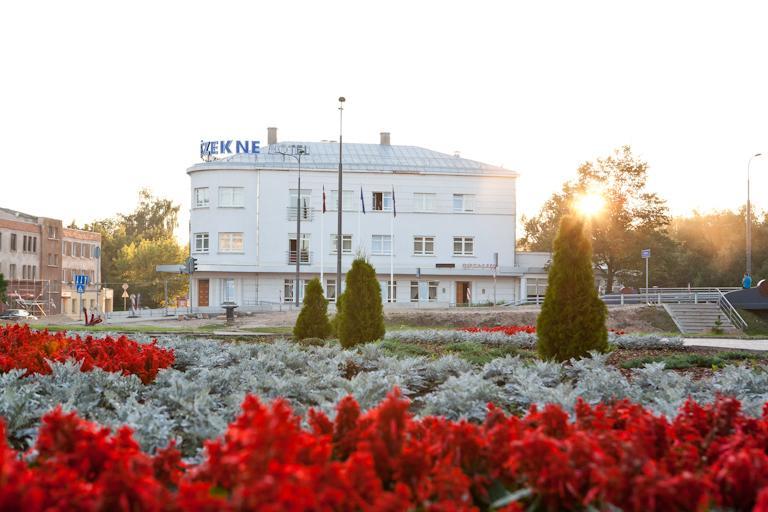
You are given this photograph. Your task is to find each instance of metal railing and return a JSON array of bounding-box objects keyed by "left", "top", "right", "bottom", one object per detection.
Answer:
[
  {"left": 286, "top": 250, "right": 312, "bottom": 265},
  {"left": 286, "top": 206, "right": 314, "bottom": 221},
  {"left": 716, "top": 288, "right": 748, "bottom": 330}
]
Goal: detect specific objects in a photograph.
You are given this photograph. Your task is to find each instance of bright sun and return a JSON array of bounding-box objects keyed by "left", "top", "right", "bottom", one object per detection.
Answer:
[{"left": 574, "top": 192, "right": 605, "bottom": 217}]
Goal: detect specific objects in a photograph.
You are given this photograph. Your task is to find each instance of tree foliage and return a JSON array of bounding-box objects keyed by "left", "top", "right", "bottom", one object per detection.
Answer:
[
  {"left": 0, "top": 273, "right": 7, "bottom": 306},
  {"left": 293, "top": 278, "right": 332, "bottom": 340},
  {"left": 337, "top": 258, "right": 385, "bottom": 348},
  {"left": 521, "top": 146, "right": 671, "bottom": 292},
  {"left": 537, "top": 215, "right": 608, "bottom": 362},
  {"left": 81, "top": 189, "right": 186, "bottom": 308}
]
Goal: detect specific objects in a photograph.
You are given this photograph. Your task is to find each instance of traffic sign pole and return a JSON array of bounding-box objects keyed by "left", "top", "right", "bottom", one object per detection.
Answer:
[{"left": 641, "top": 249, "right": 651, "bottom": 305}]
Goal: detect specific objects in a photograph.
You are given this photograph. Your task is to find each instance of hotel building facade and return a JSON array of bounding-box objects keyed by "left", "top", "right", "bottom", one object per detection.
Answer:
[{"left": 187, "top": 129, "right": 550, "bottom": 312}]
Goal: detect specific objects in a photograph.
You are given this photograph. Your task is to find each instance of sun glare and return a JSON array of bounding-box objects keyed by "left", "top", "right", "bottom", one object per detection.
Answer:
[{"left": 574, "top": 192, "right": 605, "bottom": 217}]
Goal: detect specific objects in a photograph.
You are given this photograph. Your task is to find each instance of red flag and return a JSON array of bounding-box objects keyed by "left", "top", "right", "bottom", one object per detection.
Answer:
[{"left": 322, "top": 185, "right": 326, "bottom": 214}]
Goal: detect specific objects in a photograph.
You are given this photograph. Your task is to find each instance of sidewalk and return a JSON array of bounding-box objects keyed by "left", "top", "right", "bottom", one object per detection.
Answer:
[{"left": 684, "top": 338, "right": 768, "bottom": 351}]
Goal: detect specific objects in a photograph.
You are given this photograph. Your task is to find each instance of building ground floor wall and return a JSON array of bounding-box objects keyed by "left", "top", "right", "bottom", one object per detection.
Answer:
[
  {"left": 188, "top": 272, "right": 544, "bottom": 313},
  {"left": 61, "top": 286, "right": 114, "bottom": 317}
]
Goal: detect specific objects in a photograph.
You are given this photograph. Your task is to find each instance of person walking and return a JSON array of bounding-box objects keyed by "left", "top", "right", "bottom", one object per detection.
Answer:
[{"left": 743, "top": 272, "right": 753, "bottom": 289}]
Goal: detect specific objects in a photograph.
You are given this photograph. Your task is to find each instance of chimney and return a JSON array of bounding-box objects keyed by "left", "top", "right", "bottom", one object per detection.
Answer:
[
  {"left": 268, "top": 127, "right": 278, "bottom": 145},
  {"left": 380, "top": 132, "right": 390, "bottom": 145}
]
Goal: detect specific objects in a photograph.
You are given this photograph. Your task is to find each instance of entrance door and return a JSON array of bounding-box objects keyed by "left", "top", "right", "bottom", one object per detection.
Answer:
[
  {"left": 198, "top": 279, "right": 209, "bottom": 307},
  {"left": 456, "top": 281, "right": 471, "bottom": 304}
]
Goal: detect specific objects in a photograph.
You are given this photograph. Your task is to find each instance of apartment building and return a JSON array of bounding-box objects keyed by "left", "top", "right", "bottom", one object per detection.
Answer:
[
  {"left": 0, "top": 207, "right": 112, "bottom": 315},
  {"left": 187, "top": 129, "right": 550, "bottom": 312}
]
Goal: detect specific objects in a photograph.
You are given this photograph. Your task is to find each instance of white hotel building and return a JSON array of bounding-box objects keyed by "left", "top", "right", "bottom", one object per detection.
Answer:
[{"left": 187, "top": 129, "right": 549, "bottom": 312}]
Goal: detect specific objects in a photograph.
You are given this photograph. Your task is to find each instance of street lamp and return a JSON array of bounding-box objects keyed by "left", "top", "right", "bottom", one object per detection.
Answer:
[
  {"left": 336, "top": 97, "right": 345, "bottom": 300},
  {"left": 272, "top": 144, "right": 309, "bottom": 307},
  {"left": 747, "top": 153, "right": 763, "bottom": 275}
]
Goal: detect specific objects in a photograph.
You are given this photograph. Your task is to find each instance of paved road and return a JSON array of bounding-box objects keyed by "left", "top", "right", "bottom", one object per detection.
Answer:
[{"left": 684, "top": 338, "right": 768, "bottom": 351}]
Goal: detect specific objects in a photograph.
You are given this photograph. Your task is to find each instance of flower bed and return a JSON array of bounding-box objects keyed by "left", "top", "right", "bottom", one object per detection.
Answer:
[
  {"left": 0, "top": 324, "right": 174, "bottom": 384},
  {"left": 4, "top": 391, "right": 768, "bottom": 511}
]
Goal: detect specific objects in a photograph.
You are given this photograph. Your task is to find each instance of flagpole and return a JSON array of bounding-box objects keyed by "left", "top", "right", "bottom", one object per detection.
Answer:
[
  {"left": 390, "top": 213, "right": 394, "bottom": 304},
  {"left": 357, "top": 187, "right": 362, "bottom": 250},
  {"left": 320, "top": 203, "right": 324, "bottom": 292}
]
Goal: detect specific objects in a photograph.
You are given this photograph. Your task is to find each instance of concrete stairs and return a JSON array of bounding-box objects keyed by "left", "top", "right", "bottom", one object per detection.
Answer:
[{"left": 663, "top": 303, "right": 740, "bottom": 334}]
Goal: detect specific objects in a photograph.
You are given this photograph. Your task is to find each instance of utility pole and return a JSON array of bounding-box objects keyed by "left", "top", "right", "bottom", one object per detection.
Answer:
[{"left": 336, "top": 96, "right": 345, "bottom": 300}]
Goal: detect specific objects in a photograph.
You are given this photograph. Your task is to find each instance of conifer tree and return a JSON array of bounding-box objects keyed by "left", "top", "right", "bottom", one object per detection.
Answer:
[
  {"left": 0, "top": 273, "right": 6, "bottom": 306},
  {"left": 337, "top": 258, "right": 385, "bottom": 348},
  {"left": 537, "top": 215, "right": 608, "bottom": 361},
  {"left": 293, "top": 278, "right": 332, "bottom": 340}
]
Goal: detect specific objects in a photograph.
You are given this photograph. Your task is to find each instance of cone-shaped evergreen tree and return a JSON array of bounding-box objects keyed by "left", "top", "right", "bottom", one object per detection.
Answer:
[
  {"left": 337, "top": 258, "right": 385, "bottom": 348},
  {"left": 537, "top": 215, "right": 608, "bottom": 361},
  {"left": 293, "top": 278, "right": 332, "bottom": 340}
]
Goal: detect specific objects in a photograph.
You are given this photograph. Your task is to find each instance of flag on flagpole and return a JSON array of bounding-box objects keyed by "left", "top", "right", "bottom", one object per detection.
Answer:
[
  {"left": 360, "top": 186, "right": 366, "bottom": 214},
  {"left": 322, "top": 185, "right": 326, "bottom": 214},
  {"left": 392, "top": 186, "right": 396, "bottom": 218}
]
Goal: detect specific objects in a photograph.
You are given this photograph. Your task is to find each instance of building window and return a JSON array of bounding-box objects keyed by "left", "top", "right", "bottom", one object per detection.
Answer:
[
  {"left": 48, "top": 226, "right": 58, "bottom": 239},
  {"left": 63, "top": 242, "right": 71, "bottom": 256},
  {"left": 526, "top": 278, "right": 548, "bottom": 301},
  {"left": 410, "top": 281, "right": 439, "bottom": 302},
  {"left": 74, "top": 242, "right": 81, "bottom": 257},
  {"left": 381, "top": 281, "right": 397, "bottom": 303},
  {"left": 0, "top": 233, "right": 2, "bottom": 251},
  {"left": 288, "top": 234, "right": 310, "bottom": 263},
  {"left": 47, "top": 253, "right": 59, "bottom": 266},
  {"left": 288, "top": 189, "right": 312, "bottom": 220},
  {"left": 413, "top": 236, "right": 435, "bottom": 256},
  {"left": 452, "top": 194, "right": 475, "bottom": 213},
  {"left": 283, "top": 279, "right": 306, "bottom": 303},
  {"left": 194, "top": 187, "right": 210, "bottom": 208},
  {"left": 453, "top": 236, "right": 475, "bottom": 256},
  {"left": 330, "top": 190, "right": 354, "bottom": 211},
  {"left": 9, "top": 264, "right": 16, "bottom": 279},
  {"left": 219, "top": 232, "right": 244, "bottom": 253},
  {"left": 83, "top": 244, "right": 91, "bottom": 258},
  {"left": 32, "top": 266, "right": 36, "bottom": 280},
  {"left": 10, "top": 234, "right": 16, "bottom": 252},
  {"left": 23, "top": 236, "right": 28, "bottom": 252},
  {"left": 330, "top": 234, "right": 352, "bottom": 254},
  {"left": 372, "top": 191, "right": 393, "bottom": 212},
  {"left": 218, "top": 187, "right": 245, "bottom": 207},
  {"left": 326, "top": 279, "right": 336, "bottom": 302},
  {"left": 222, "top": 278, "right": 236, "bottom": 303},
  {"left": 413, "top": 193, "right": 436, "bottom": 212},
  {"left": 194, "top": 233, "right": 210, "bottom": 253},
  {"left": 372, "top": 234, "right": 392, "bottom": 255}
]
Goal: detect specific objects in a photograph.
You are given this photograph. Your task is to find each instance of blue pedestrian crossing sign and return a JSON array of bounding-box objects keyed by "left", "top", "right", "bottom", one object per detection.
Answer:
[{"left": 75, "top": 274, "right": 89, "bottom": 294}]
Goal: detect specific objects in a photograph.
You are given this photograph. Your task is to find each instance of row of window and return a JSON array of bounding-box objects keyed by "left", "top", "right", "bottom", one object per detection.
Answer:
[
  {"left": 193, "top": 232, "right": 476, "bottom": 257},
  {"left": 0, "top": 233, "right": 38, "bottom": 253},
  {"left": 0, "top": 233, "right": 98, "bottom": 258},
  {"left": 193, "top": 186, "right": 476, "bottom": 213},
  {"left": 63, "top": 269, "right": 96, "bottom": 283},
  {"left": 281, "top": 279, "right": 438, "bottom": 303},
  {"left": 1, "top": 263, "right": 37, "bottom": 280},
  {"left": 63, "top": 241, "right": 97, "bottom": 258}
]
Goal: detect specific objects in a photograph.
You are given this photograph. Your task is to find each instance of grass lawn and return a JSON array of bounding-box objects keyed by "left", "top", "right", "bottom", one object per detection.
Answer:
[
  {"left": 377, "top": 338, "right": 537, "bottom": 365},
  {"left": 619, "top": 351, "right": 762, "bottom": 369}
]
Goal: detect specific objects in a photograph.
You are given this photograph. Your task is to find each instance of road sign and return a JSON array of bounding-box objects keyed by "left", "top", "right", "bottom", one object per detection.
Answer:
[
  {"left": 121, "top": 290, "right": 129, "bottom": 298},
  {"left": 122, "top": 283, "right": 129, "bottom": 290},
  {"left": 641, "top": 249, "right": 651, "bottom": 259},
  {"left": 74, "top": 274, "right": 89, "bottom": 294},
  {"left": 76, "top": 284, "right": 85, "bottom": 293}
]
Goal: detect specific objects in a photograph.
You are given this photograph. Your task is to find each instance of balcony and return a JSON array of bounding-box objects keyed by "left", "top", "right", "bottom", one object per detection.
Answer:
[
  {"left": 286, "top": 206, "right": 314, "bottom": 221},
  {"left": 286, "top": 250, "right": 313, "bottom": 265}
]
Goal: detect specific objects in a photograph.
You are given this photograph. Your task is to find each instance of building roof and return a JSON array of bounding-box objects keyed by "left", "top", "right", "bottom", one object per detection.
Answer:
[
  {"left": 0, "top": 206, "right": 39, "bottom": 224},
  {"left": 188, "top": 142, "right": 517, "bottom": 177}
]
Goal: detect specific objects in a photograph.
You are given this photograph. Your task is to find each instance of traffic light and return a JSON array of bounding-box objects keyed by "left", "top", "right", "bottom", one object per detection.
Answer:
[{"left": 191, "top": 257, "right": 198, "bottom": 272}]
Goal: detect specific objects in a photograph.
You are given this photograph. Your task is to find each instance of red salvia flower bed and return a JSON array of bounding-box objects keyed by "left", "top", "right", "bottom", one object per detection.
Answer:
[
  {"left": 0, "top": 324, "right": 174, "bottom": 384},
  {"left": 4, "top": 391, "right": 768, "bottom": 510}
]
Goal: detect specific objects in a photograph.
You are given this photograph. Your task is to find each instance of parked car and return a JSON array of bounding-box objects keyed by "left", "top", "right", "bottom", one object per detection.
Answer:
[{"left": 0, "top": 309, "right": 37, "bottom": 321}]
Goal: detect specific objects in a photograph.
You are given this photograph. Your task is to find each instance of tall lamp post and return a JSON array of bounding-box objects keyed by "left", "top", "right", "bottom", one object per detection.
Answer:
[
  {"left": 747, "top": 153, "right": 763, "bottom": 276},
  {"left": 272, "top": 144, "right": 308, "bottom": 307},
  {"left": 336, "top": 97, "right": 345, "bottom": 300}
]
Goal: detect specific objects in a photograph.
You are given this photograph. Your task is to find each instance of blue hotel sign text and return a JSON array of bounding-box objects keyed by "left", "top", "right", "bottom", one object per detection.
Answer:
[{"left": 200, "top": 139, "right": 260, "bottom": 160}]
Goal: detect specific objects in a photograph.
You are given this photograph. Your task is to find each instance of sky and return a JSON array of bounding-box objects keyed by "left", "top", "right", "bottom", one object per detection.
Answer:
[{"left": 2, "top": 1, "right": 768, "bottom": 243}]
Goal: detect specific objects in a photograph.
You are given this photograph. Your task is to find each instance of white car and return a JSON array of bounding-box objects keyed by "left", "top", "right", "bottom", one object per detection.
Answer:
[{"left": 0, "top": 309, "right": 37, "bottom": 321}]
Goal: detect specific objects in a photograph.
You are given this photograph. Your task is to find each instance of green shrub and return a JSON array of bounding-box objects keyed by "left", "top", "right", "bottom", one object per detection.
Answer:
[
  {"left": 0, "top": 273, "right": 6, "bottom": 305},
  {"left": 337, "top": 258, "right": 385, "bottom": 348},
  {"left": 293, "top": 278, "right": 332, "bottom": 340},
  {"left": 537, "top": 215, "right": 608, "bottom": 361}
]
